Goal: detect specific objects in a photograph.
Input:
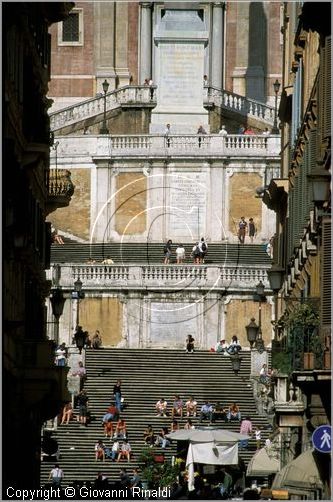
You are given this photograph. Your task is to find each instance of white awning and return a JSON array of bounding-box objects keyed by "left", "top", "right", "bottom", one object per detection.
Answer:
[{"left": 246, "top": 447, "right": 280, "bottom": 476}]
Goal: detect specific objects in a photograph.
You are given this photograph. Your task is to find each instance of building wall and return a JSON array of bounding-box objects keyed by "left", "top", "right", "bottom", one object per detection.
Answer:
[
  {"left": 4, "top": 2, "right": 73, "bottom": 490},
  {"left": 49, "top": 2, "right": 95, "bottom": 99},
  {"left": 55, "top": 293, "right": 273, "bottom": 351},
  {"left": 48, "top": 1, "right": 282, "bottom": 110}
]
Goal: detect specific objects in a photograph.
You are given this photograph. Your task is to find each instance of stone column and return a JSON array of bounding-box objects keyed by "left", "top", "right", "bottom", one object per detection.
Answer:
[
  {"left": 94, "top": 2, "right": 117, "bottom": 90},
  {"left": 211, "top": 2, "right": 224, "bottom": 90},
  {"left": 139, "top": 2, "right": 152, "bottom": 84}
]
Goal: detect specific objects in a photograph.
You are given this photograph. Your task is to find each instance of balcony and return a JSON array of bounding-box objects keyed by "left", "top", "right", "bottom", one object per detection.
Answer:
[
  {"left": 46, "top": 168, "right": 74, "bottom": 214},
  {"left": 48, "top": 263, "right": 271, "bottom": 293},
  {"left": 50, "top": 134, "right": 280, "bottom": 163}
]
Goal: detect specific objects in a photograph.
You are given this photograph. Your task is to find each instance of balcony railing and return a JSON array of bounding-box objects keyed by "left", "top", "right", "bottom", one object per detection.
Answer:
[
  {"left": 46, "top": 168, "right": 74, "bottom": 213},
  {"left": 50, "top": 134, "right": 280, "bottom": 163},
  {"left": 48, "top": 263, "right": 270, "bottom": 292},
  {"left": 204, "top": 87, "right": 275, "bottom": 126}
]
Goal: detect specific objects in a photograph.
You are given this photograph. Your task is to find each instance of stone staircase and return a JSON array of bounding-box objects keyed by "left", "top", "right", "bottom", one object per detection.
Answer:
[
  {"left": 51, "top": 242, "right": 271, "bottom": 266},
  {"left": 40, "top": 349, "right": 271, "bottom": 486},
  {"left": 49, "top": 84, "right": 275, "bottom": 134}
]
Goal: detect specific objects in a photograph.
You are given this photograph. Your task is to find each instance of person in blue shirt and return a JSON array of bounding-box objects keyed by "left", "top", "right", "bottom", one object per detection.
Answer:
[{"left": 199, "top": 401, "right": 213, "bottom": 423}]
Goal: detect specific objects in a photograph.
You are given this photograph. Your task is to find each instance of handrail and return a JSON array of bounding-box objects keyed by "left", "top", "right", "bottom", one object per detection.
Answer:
[
  {"left": 49, "top": 85, "right": 156, "bottom": 131},
  {"left": 205, "top": 86, "right": 275, "bottom": 125}
]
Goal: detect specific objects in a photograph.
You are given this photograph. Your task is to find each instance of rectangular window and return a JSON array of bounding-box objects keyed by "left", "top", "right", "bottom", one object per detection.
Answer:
[
  {"left": 63, "top": 13, "right": 79, "bottom": 42},
  {"left": 58, "top": 9, "right": 83, "bottom": 46}
]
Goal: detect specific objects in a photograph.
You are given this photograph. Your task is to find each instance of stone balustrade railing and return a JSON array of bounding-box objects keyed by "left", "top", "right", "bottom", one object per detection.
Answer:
[
  {"left": 204, "top": 87, "right": 275, "bottom": 126},
  {"left": 47, "top": 168, "right": 74, "bottom": 197},
  {"left": 273, "top": 375, "right": 304, "bottom": 412},
  {"left": 49, "top": 85, "right": 156, "bottom": 131},
  {"left": 50, "top": 134, "right": 280, "bottom": 162},
  {"left": 48, "top": 264, "right": 270, "bottom": 291}
]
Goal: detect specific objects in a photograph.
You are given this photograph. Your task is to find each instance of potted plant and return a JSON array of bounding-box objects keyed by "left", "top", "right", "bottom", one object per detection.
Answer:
[{"left": 284, "top": 303, "right": 320, "bottom": 370}]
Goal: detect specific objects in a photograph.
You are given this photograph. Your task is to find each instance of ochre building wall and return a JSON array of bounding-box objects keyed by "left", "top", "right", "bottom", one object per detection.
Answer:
[
  {"left": 79, "top": 297, "right": 123, "bottom": 347},
  {"left": 226, "top": 299, "right": 272, "bottom": 348},
  {"left": 115, "top": 173, "right": 147, "bottom": 235},
  {"left": 229, "top": 172, "right": 262, "bottom": 236}
]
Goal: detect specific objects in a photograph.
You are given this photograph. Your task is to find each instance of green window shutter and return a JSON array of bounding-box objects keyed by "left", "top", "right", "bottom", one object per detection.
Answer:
[
  {"left": 324, "top": 36, "right": 331, "bottom": 138},
  {"left": 321, "top": 218, "right": 331, "bottom": 328}
]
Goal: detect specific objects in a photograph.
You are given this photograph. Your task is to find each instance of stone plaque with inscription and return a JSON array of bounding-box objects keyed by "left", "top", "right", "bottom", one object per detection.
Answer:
[
  {"left": 150, "top": 302, "right": 198, "bottom": 347},
  {"left": 169, "top": 172, "right": 207, "bottom": 239},
  {"left": 151, "top": 10, "right": 209, "bottom": 132}
]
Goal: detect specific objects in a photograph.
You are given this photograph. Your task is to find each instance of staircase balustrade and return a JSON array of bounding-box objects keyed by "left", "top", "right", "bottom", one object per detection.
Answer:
[
  {"left": 49, "top": 85, "right": 156, "bottom": 131},
  {"left": 50, "top": 264, "right": 270, "bottom": 291},
  {"left": 50, "top": 134, "right": 280, "bottom": 162},
  {"left": 204, "top": 87, "right": 275, "bottom": 125},
  {"left": 50, "top": 84, "right": 275, "bottom": 132}
]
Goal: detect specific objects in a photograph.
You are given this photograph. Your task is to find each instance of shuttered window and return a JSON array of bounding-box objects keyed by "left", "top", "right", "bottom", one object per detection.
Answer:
[
  {"left": 319, "top": 36, "right": 331, "bottom": 142},
  {"left": 321, "top": 218, "right": 331, "bottom": 327}
]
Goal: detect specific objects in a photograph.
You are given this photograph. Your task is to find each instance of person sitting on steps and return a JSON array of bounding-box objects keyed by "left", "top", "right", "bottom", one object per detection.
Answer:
[
  {"left": 185, "top": 396, "right": 197, "bottom": 417},
  {"left": 117, "top": 439, "right": 132, "bottom": 462},
  {"left": 95, "top": 440, "right": 106, "bottom": 462},
  {"left": 171, "top": 395, "right": 183, "bottom": 419},
  {"left": 114, "top": 418, "right": 127, "bottom": 439},
  {"left": 155, "top": 398, "right": 168, "bottom": 417}
]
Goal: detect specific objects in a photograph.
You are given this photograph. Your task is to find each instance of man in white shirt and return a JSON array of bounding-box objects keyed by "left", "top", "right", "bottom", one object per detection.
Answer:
[
  {"left": 49, "top": 464, "right": 64, "bottom": 486},
  {"left": 219, "top": 125, "right": 228, "bottom": 136}
]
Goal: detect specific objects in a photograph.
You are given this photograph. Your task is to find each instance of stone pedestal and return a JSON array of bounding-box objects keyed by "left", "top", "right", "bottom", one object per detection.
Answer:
[{"left": 150, "top": 9, "right": 209, "bottom": 133}]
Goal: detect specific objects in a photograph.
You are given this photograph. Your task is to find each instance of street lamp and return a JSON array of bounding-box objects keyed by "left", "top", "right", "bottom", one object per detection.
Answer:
[
  {"left": 50, "top": 288, "right": 66, "bottom": 345},
  {"left": 246, "top": 318, "right": 259, "bottom": 349},
  {"left": 99, "top": 79, "right": 110, "bottom": 134},
  {"left": 254, "top": 281, "right": 266, "bottom": 353},
  {"left": 72, "top": 278, "right": 84, "bottom": 328},
  {"left": 272, "top": 79, "right": 281, "bottom": 134},
  {"left": 307, "top": 166, "right": 331, "bottom": 206}
]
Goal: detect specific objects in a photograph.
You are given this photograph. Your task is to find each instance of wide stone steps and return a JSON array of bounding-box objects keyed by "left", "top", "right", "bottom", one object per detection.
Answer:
[
  {"left": 40, "top": 349, "right": 270, "bottom": 486},
  {"left": 51, "top": 242, "right": 271, "bottom": 266}
]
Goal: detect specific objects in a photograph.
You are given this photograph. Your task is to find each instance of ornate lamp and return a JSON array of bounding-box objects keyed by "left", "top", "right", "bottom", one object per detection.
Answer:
[
  {"left": 100, "top": 79, "right": 110, "bottom": 134},
  {"left": 307, "top": 167, "right": 331, "bottom": 205},
  {"left": 267, "top": 263, "right": 285, "bottom": 293},
  {"left": 246, "top": 318, "right": 259, "bottom": 349}
]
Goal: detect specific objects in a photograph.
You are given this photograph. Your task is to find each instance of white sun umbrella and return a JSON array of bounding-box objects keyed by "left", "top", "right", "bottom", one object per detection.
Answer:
[
  {"left": 167, "top": 428, "right": 251, "bottom": 492},
  {"left": 166, "top": 428, "right": 250, "bottom": 443}
]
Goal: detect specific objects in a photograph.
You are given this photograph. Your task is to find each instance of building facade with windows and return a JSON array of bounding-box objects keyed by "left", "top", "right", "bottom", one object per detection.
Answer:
[{"left": 262, "top": 2, "right": 331, "bottom": 499}]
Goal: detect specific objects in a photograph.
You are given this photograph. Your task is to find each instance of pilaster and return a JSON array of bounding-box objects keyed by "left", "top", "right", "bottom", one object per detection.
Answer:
[
  {"left": 94, "top": 2, "right": 117, "bottom": 90},
  {"left": 211, "top": 2, "right": 225, "bottom": 90},
  {"left": 139, "top": 3, "right": 152, "bottom": 84}
]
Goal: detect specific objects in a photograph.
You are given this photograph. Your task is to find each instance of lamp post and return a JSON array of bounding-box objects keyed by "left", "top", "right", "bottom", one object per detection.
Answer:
[
  {"left": 307, "top": 167, "right": 331, "bottom": 206},
  {"left": 267, "top": 264, "right": 285, "bottom": 342},
  {"left": 272, "top": 79, "right": 281, "bottom": 134},
  {"left": 50, "top": 288, "right": 66, "bottom": 345},
  {"left": 72, "top": 278, "right": 84, "bottom": 330},
  {"left": 99, "top": 79, "right": 110, "bottom": 134},
  {"left": 254, "top": 280, "right": 266, "bottom": 353},
  {"left": 246, "top": 318, "right": 259, "bottom": 349}
]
